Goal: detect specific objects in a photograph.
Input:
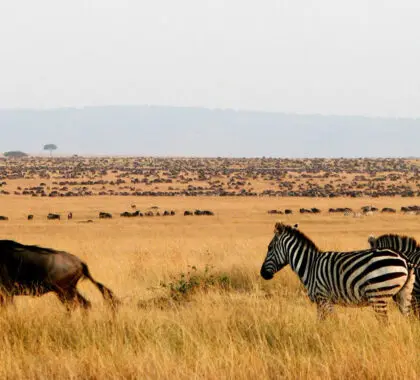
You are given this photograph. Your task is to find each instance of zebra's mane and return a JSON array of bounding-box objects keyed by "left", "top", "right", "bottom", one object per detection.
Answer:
[
  {"left": 374, "top": 234, "right": 420, "bottom": 248},
  {"left": 275, "top": 223, "right": 320, "bottom": 252}
]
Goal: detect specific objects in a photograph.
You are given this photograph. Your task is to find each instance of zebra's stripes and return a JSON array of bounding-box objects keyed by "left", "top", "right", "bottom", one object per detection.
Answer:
[
  {"left": 260, "top": 223, "right": 414, "bottom": 322},
  {"left": 368, "top": 234, "right": 420, "bottom": 317}
]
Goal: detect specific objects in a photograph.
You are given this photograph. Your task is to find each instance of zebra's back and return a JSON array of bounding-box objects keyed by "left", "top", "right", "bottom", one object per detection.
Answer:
[{"left": 309, "top": 249, "right": 409, "bottom": 306}]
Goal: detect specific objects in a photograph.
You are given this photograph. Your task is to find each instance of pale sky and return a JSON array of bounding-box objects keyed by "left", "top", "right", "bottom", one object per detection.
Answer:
[{"left": 1, "top": 0, "right": 419, "bottom": 117}]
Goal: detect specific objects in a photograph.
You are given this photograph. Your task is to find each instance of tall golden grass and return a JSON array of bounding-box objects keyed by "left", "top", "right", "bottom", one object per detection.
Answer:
[{"left": 0, "top": 196, "right": 419, "bottom": 379}]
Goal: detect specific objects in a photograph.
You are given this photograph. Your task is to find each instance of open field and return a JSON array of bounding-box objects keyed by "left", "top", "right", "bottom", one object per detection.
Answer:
[{"left": 0, "top": 195, "right": 419, "bottom": 379}]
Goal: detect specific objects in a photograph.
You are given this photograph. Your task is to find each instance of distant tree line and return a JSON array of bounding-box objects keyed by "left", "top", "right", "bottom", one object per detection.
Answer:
[{"left": 3, "top": 151, "right": 28, "bottom": 158}]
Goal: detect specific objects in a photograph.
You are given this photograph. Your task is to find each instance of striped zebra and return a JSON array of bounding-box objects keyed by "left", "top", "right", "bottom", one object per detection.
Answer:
[
  {"left": 368, "top": 234, "right": 420, "bottom": 317},
  {"left": 260, "top": 223, "right": 415, "bottom": 322}
]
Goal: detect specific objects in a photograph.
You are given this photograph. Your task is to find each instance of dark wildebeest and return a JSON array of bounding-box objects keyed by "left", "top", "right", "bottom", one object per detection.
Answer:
[
  {"left": 47, "top": 213, "right": 60, "bottom": 220},
  {"left": 0, "top": 240, "right": 118, "bottom": 310},
  {"left": 27, "top": 214, "right": 34, "bottom": 220},
  {"left": 120, "top": 211, "right": 139, "bottom": 217},
  {"left": 0, "top": 216, "right": 9, "bottom": 221},
  {"left": 184, "top": 211, "right": 193, "bottom": 216},
  {"left": 67, "top": 212, "right": 73, "bottom": 220},
  {"left": 99, "top": 212, "right": 112, "bottom": 219}
]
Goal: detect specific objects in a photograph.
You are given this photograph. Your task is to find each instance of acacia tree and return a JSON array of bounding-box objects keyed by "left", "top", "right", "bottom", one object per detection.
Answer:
[{"left": 43, "top": 144, "right": 57, "bottom": 156}]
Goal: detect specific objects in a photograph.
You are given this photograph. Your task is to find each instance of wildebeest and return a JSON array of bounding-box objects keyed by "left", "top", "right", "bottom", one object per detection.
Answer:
[
  {"left": 184, "top": 211, "right": 193, "bottom": 216},
  {"left": 284, "top": 209, "right": 293, "bottom": 215},
  {"left": 27, "top": 214, "right": 34, "bottom": 220},
  {"left": 47, "top": 213, "right": 60, "bottom": 220},
  {"left": 99, "top": 212, "right": 112, "bottom": 219},
  {"left": 67, "top": 212, "right": 73, "bottom": 220},
  {"left": 381, "top": 207, "right": 396, "bottom": 213},
  {"left": 0, "top": 216, "right": 9, "bottom": 221},
  {"left": 120, "top": 210, "right": 139, "bottom": 217},
  {"left": 299, "top": 208, "right": 312, "bottom": 214},
  {"left": 0, "top": 240, "right": 118, "bottom": 310}
]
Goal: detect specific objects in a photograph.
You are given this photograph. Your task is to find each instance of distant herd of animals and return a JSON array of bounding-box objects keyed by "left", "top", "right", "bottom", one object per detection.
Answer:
[
  {"left": 2, "top": 156, "right": 420, "bottom": 198},
  {"left": 0, "top": 205, "right": 419, "bottom": 222},
  {"left": 267, "top": 205, "right": 420, "bottom": 216},
  {"left": 0, "top": 209, "right": 215, "bottom": 221}
]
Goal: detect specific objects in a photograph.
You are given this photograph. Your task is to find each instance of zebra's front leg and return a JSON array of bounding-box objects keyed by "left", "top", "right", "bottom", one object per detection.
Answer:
[{"left": 316, "top": 300, "right": 334, "bottom": 321}]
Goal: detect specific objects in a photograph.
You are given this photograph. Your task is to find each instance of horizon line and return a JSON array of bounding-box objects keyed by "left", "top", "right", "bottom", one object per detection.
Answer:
[{"left": 0, "top": 104, "right": 419, "bottom": 121}]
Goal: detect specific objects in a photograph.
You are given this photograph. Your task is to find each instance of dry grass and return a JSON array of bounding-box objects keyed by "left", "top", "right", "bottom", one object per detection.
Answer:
[{"left": 0, "top": 196, "right": 419, "bottom": 379}]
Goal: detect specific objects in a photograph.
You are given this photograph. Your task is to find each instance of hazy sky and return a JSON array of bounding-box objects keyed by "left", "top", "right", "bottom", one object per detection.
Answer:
[{"left": 1, "top": 1, "right": 419, "bottom": 117}]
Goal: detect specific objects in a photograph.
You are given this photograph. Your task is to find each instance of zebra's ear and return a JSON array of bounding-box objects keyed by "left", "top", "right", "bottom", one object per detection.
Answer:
[
  {"left": 274, "top": 222, "right": 283, "bottom": 234},
  {"left": 293, "top": 223, "right": 299, "bottom": 229},
  {"left": 368, "top": 235, "right": 376, "bottom": 247}
]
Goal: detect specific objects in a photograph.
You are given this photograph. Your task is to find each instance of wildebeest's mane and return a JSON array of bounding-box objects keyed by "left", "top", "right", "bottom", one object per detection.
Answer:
[
  {"left": 0, "top": 240, "right": 59, "bottom": 254},
  {"left": 275, "top": 223, "right": 320, "bottom": 252},
  {"left": 374, "top": 234, "right": 420, "bottom": 249}
]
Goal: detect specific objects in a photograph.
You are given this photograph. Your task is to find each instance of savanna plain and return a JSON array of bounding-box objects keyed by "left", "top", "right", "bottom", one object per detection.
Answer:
[{"left": 0, "top": 194, "right": 419, "bottom": 380}]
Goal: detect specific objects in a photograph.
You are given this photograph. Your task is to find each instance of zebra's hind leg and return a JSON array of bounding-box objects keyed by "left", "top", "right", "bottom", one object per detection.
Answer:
[
  {"left": 394, "top": 268, "right": 415, "bottom": 317},
  {"left": 368, "top": 298, "right": 389, "bottom": 325},
  {"left": 412, "top": 295, "right": 420, "bottom": 318},
  {"left": 316, "top": 300, "right": 334, "bottom": 321}
]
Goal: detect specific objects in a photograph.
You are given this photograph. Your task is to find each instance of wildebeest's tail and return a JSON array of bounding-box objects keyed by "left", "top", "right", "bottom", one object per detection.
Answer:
[{"left": 82, "top": 263, "right": 120, "bottom": 309}]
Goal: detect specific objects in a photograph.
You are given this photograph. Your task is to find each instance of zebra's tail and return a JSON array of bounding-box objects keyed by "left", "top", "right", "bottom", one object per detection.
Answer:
[{"left": 395, "top": 268, "right": 415, "bottom": 316}]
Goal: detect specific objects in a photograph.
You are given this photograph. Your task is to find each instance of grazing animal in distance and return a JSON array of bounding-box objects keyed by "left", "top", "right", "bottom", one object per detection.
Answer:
[
  {"left": 47, "top": 213, "right": 60, "bottom": 220},
  {"left": 260, "top": 222, "right": 415, "bottom": 323},
  {"left": 381, "top": 207, "right": 396, "bottom": 213},
  {"left": 27, "top": 214, "right": 34, "bottom": 220},
  {"left": 99, "top": 212, "right": 112, "bottom": 219},
  {"left": 0, "top": 240, "right": 118, "bottom": 310},
  {"left": 184, "top": 211, "right": 193, "bottom": 216},
  {"left": 368, "top": 234, "right": 420, "bottom": 318},
  {"left": 0, "top": 216, "right": 9, "bottom": 221},
  {"left": 67, "top": 212, "right": 73, "bottom": 220}
]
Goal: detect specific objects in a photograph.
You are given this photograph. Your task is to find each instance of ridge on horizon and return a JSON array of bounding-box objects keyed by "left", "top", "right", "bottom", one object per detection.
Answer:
[
  {"left": 1, "top": 104, "right": 419, "bottom": 121},
  {"left": 1, "top": 105, "right": 419, "bottom": 158}
]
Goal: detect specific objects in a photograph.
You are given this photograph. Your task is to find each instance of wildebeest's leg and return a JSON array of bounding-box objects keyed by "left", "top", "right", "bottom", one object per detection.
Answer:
[
  {"left": 0, "top": 293, "right": 13, "bottom": 308},
  {"left": 74, "top": 290, "right": 91, "bottom": 309},
  {"left": 54, "top": 287, "right": 79, "bottom": 311}
]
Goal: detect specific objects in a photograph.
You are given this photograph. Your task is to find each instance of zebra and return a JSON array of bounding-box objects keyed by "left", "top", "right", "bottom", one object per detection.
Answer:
[
  {"left": 368, "top": 233, "right": 420, "bottom": 317},
  {"left": 260, "top": 222, "right": 415, "bottom": 322}
]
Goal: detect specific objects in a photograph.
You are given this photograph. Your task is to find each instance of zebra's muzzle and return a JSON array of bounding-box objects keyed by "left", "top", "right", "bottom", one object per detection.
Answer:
[{"left": 260, "top": 267, "right": 274, "bottom": 280}]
